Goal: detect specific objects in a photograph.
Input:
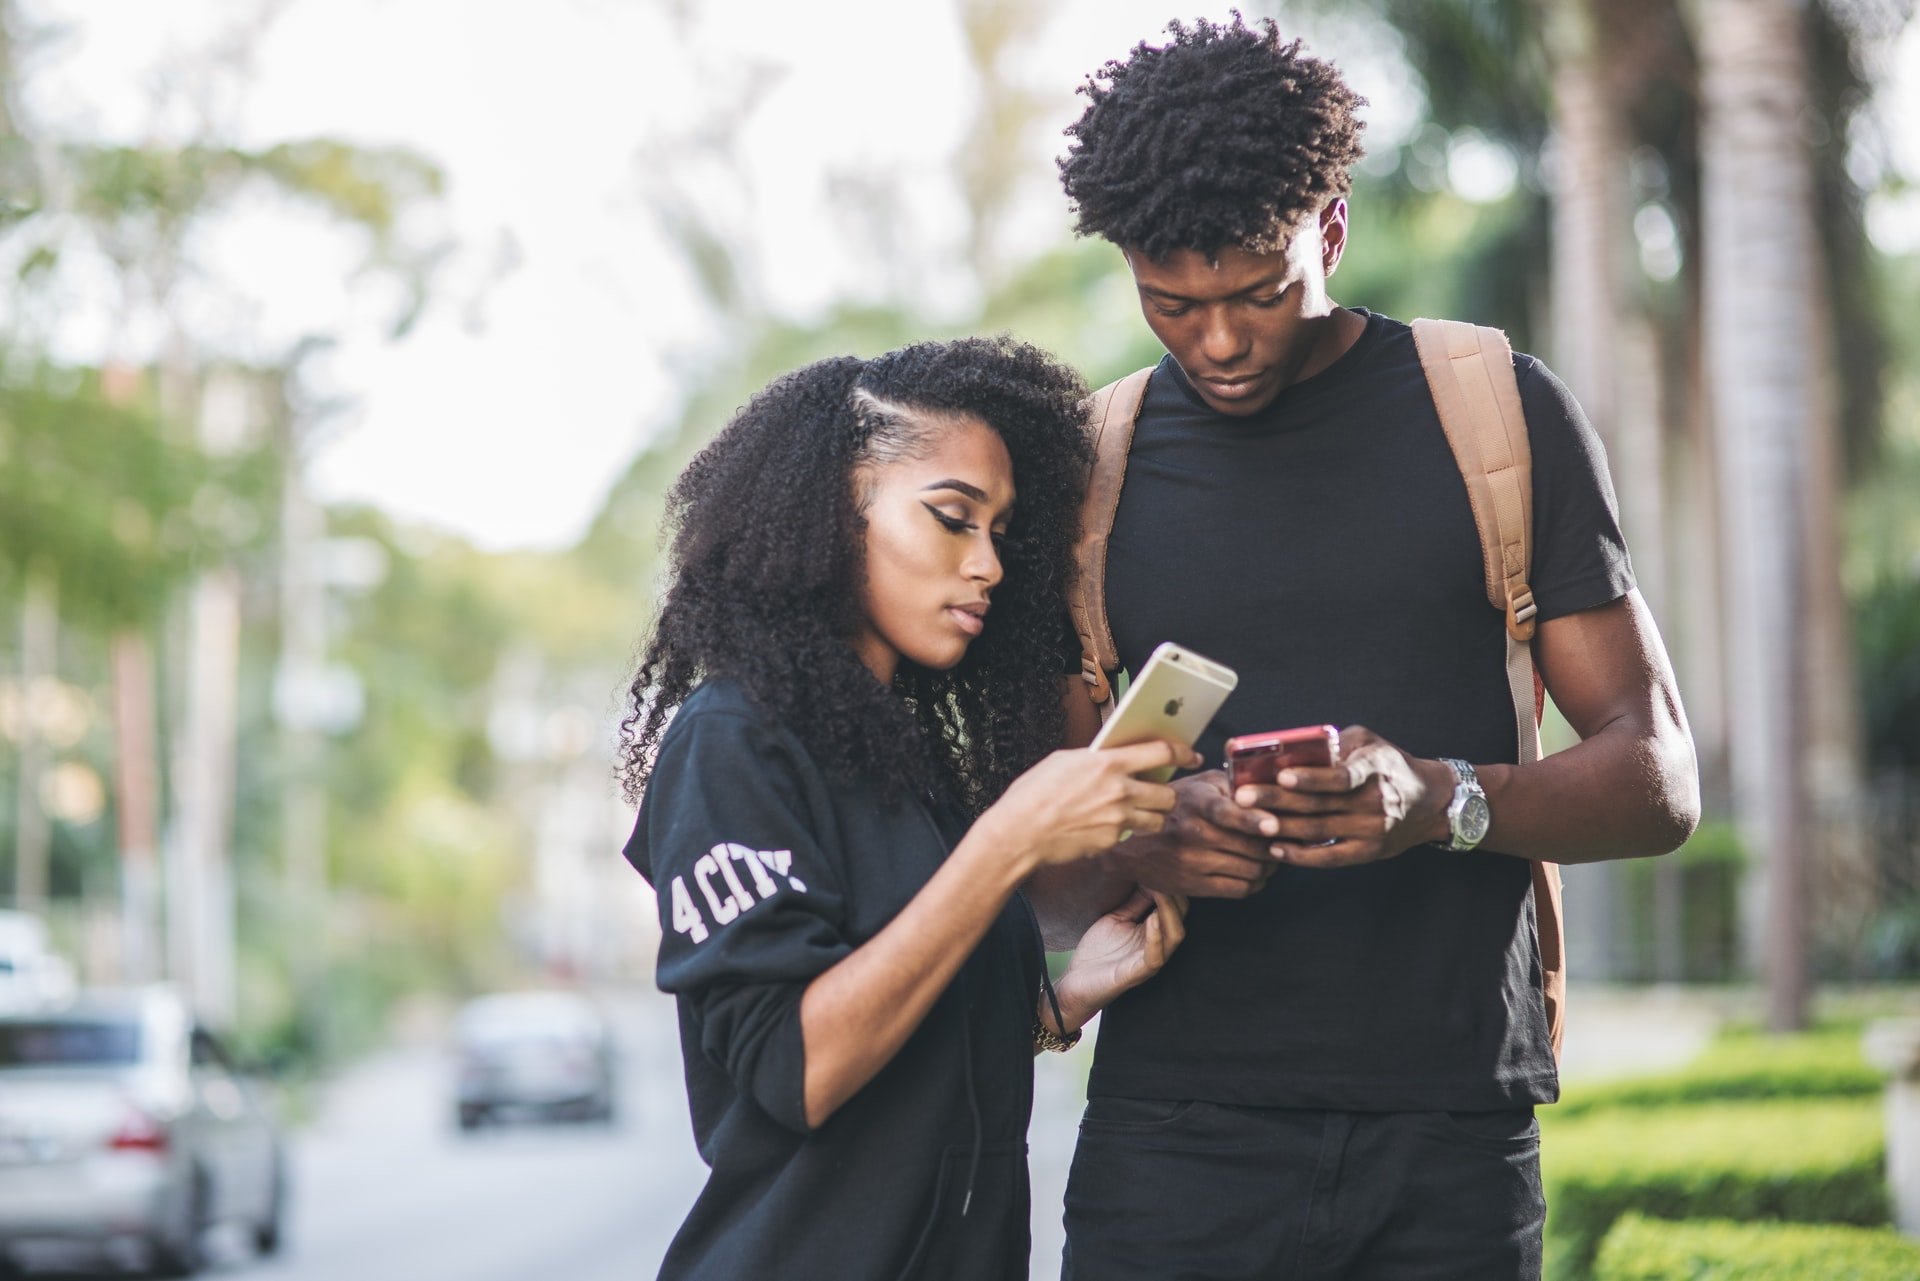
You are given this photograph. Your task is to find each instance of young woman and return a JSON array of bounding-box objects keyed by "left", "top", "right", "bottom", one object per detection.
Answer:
[{"left": 618, "top": 336, "right": 1193, "bottom": 1281}]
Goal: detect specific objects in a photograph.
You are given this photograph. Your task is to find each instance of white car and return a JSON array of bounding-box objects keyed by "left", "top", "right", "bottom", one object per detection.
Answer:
[
  {"left": 0, "top": 913, "right": 75, "bottom": 1015},
  {"left": 454, "top": 991, "right": 616, "bottom": 1130},
  {"left": 0, "top": 987, "right": 286, "bottom": 1276}
]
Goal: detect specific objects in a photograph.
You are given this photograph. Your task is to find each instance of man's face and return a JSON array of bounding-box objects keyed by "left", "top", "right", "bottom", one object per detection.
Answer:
[{"left": 1124, "top": 201, "right": 1348, "bottom": 417}]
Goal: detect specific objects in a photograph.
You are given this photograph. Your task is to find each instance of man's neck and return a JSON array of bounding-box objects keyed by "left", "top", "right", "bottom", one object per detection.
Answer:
[{"left": 1283, "top": 305, "right": 1367, "bottom": 390}]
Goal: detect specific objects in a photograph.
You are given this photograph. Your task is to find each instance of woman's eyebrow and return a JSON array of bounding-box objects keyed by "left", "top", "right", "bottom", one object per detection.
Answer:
[{"left": 920, "top": 478, "right": 988, "bottom": 502}]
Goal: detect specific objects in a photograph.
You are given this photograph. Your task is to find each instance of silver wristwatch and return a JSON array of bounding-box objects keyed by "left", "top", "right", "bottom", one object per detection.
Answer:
[{"left": 1438, "top": 757, "right": 1491, "bottom": 851}]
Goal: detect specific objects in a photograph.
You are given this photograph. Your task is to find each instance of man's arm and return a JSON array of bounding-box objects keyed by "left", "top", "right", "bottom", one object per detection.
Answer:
[
  {"left": 1241, "top": 591, "right": 1701, "bottom": 866},
  {"left": 1475, "top": 588, "right": 1700, "bottom": 860},
  {"left": 1025, "top": 677, "right": 1280, "bottom": 948}
]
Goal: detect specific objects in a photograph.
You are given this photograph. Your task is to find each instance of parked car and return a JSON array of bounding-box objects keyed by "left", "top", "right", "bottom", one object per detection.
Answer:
[
  {"left": 453, "top": 990, "right": 616, "bottom": 1130},
  {"left": 0, "top": 913, "right": 76, "bottom": 1015},
  {"left": 0, "top": 987, "right": 286, "bottom": 1276}
]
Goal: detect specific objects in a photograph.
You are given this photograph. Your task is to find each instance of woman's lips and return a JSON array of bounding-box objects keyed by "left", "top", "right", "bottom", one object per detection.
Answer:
[{"left": 946, "top": 606, "right": 987, "bottom": 637}]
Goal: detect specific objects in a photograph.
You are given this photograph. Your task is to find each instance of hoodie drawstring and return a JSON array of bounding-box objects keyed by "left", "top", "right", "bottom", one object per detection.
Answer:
[
  {"left": 914, "top": 799, "right": 986, "bottom": 1219},
  {"left": 958, "top": 966, "right": 983, "bottom": 1217}
]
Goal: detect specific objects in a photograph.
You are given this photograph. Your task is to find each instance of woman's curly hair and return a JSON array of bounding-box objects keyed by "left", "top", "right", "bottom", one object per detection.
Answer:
[
  {"left": 1059, "top": 14, "right": 1367, "bottom": 260},
  {"left": 616, "top": 335, "right": 1091, "bottom": 816}
]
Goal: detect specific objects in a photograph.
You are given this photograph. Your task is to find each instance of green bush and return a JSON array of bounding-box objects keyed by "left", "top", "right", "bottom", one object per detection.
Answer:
[
  {"left": 1543, "top": 1098, "right": 1888, "bottom": 1273},
  {"left": 1556, "top": 1024, "right": 1880, "bottom": 1118},
  {"left": 1593, "top": 1213, "right": 1920, "bottom": 1280}
]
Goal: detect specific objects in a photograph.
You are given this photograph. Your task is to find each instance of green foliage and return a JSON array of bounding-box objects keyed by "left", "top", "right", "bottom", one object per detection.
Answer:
[
  {"left": 0, "top": 365, "right": 274, "bottom": 625},
  {"left": 1555, "top": 1024, "right": 1879, "bottom": 1118},
  {"left": 59, "top": 140, "right": 441, "bottom": 240},
  {"left": 1542, "top": 1099, "right": 1889, "bottom": 1274},
  {"left": 1852, "top": 462, "right": 1920, "bottom": 769},
  {"left": 1342, "top": 177, "right": 1544, "bottom": 349},
  {"left": 1593, "top": 1213, "right": 1920, "bottom": 1281}
]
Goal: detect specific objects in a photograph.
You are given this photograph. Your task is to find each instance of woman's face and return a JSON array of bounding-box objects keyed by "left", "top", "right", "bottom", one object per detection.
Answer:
[{"left": 851, "top": 413, "right": 1015, "bottom": 685}]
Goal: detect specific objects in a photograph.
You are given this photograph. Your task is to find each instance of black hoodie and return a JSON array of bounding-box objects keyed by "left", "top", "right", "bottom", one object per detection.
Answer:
[{"left": 625, "top": 680, "right": 1043, "bottom": 1281}]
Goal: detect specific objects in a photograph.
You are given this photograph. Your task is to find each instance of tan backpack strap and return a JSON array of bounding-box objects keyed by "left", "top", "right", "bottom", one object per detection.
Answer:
[
  {"left": 1070, "top": 367, "right": 1154, "bottom": 712},
  {"left": 1410, "top": 320, "right": 1538, "bottom": 646},
  {"left": 1411, "top": 317, "right": 1565, "bottom": 1061}
]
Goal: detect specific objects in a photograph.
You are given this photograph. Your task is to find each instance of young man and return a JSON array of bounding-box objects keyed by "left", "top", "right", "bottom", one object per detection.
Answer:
[{"left": 1035, "top": 17, "right": 1701, "bottom": 1280}]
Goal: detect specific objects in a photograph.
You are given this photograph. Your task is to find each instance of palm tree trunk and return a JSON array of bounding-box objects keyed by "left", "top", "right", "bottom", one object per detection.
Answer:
[
  {"left": 1699, "top": 0, "right": 1821, "bottom": 1031},
  {"left": 1546, "top": 0, "right": 1684, "bottom": 978},
  {"left": 13, "top": 567, "right": 56, "bottom": 912}
]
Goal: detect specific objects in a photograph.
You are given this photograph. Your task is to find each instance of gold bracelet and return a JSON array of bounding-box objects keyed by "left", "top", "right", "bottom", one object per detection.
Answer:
[{"left": 1033, "top": 1019, "right": 1082, "bottom": 1053}]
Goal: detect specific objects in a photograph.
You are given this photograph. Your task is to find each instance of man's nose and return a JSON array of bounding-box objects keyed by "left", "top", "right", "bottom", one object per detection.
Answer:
[{"left": 1200, "top": 308, "right": 1250, "bottom": 366}]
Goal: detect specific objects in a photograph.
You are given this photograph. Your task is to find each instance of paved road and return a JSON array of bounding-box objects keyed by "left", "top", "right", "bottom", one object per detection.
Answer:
[
  {"left": 11, "top": 983, "right": 1090, "bottom": 1281},
  {"left": 10, "top": 983, "right": 1712, "bottom": 1280}
]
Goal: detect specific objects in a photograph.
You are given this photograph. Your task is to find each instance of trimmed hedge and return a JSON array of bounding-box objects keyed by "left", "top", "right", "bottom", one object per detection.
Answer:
[
  {"left": 1556, "top": 1025, "right": 1879, "bottom": 1118},
  {"left": 1594, "top": 1213, "right": 1920, "bottom": 1280},
  {"left": 1542, "top": 1097, "right": 1888, "bottom": 1272}
]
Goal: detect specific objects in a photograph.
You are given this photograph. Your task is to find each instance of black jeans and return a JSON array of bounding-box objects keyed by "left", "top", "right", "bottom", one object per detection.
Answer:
[{"left": 1060, "top": 1098, "right": 1544, "bottom": 1281}]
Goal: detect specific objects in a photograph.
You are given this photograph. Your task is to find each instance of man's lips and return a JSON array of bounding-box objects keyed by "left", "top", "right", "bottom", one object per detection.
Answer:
[{"left": 1198, "top": 372, "right": 1264, "bottom": 400}]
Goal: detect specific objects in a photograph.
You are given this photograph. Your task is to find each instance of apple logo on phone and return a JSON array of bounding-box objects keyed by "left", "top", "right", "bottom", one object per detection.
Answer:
[{"left": 1163, "top": 697, "right": 1184, "bottom": 718}]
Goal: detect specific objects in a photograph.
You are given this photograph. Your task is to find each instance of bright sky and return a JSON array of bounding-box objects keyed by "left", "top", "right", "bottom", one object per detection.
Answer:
[{"left": 14, "top": 0, "right": 1920, "bottom": 552}]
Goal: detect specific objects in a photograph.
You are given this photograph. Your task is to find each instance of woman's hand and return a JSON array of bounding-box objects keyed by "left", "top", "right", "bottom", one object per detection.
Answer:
[
  {"left": 975, "top": 741, "right": 1196, "bottom": 871},
  {"left": 1048, "top": 888, "right": 1188, "bottom": 1034}
]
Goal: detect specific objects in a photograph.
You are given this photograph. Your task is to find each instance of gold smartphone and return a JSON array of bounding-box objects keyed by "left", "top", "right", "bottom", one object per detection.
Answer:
[{"left": 1089, "top": 643, "right": 1240, "bottom": 782}]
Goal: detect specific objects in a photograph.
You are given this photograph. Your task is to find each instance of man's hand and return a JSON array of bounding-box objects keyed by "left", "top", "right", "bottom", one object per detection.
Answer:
[
  {"left": 1232, "top": 726, "right": 1454, "bottom": 868},
  {"left": 1103, "top": 770, "right": 1281, "bottom": 898}
]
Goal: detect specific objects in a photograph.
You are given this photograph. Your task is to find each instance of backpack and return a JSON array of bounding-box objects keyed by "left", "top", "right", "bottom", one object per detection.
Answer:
[{"left": 1067, "top": 318, "right": 1567, "bottom": 1060}]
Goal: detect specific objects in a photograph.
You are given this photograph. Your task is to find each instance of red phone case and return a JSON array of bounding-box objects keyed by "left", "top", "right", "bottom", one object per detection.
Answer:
[{"left": 1224, "top": 725, "right": 1340, "bottom": 789}]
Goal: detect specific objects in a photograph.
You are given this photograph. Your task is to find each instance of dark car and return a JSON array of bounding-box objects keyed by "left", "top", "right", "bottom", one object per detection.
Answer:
[{"left": 453, "top": 991, "right": 616, "bottom": 1131}]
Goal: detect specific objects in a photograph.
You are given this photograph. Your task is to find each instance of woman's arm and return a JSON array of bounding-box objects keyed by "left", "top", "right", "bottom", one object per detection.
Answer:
[
  {"left": 798, "top": 739, "right": 1187, "bottom": 1127},
  {"left": 1034, "top": 889, "right": 1187, "bottom": 1043}
]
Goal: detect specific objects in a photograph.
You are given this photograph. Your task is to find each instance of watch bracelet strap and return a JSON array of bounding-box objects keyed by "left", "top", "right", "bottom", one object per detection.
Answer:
[{"left": 1439, "top": 757, "right": 1484, "bottom": 851}]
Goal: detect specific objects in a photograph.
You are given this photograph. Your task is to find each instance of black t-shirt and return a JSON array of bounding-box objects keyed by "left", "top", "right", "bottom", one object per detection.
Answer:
[
  {"left": 626, "top": 680, "right": 1041, "bottom": 1280},
  {"left": 1089, "top": 309, "right": 1633, "bottom": 1111}
]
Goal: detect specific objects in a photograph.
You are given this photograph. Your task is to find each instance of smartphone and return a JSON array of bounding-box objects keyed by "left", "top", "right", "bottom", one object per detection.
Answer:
[
  {"left": 1089, "top": 643, "right": 1239, "bottom": 782},
  {"left": 1224, "top": 724, "right": 1341, "bottom": 790}
]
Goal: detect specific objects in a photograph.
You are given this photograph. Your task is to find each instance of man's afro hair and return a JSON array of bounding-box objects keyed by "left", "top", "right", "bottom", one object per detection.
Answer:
[{"left": 1059, "top": 14, "right": 1367, "bottom": 260}]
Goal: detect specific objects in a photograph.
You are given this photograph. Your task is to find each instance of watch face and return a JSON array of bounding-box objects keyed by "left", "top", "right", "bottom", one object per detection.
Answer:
[{"left": 1457, "top": 793, "right": 1492, "bottom": 847}]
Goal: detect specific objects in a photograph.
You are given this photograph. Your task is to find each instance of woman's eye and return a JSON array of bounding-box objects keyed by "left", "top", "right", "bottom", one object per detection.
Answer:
[
  {"left": 991, "top": 530, "right": 1024, "bottom": 556},
  {"left": 925, "top": 505, "right": 973, "bottom": 534}
]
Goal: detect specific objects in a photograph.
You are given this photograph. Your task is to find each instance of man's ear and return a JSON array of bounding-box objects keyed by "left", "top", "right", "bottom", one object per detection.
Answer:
[{"left": 1319, "top": 199, "right": 1350, "bottom": 276}]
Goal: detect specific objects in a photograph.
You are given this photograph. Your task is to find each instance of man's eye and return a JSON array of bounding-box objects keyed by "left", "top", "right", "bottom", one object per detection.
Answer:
[{"left": 1152, "top": 303, "right": 1191, "bottom": 318}]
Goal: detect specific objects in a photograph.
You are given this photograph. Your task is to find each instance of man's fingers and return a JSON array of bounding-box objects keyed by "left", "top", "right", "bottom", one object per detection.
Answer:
[
  {"left": 1270, "top": 838, "right": 1374, "bottom": 869},
  {"left": 1270, "top": 759, "right": 1375, "bottom": 794},
  {"left": 1197, "top": 873, "right": 1266, "bottom": 898},
  {"left": 1264, "top": 811, "right": 1387, "bottom": 845},
  {"left": 1179, "top": 847, "right": 1273, "bottom": 883},
  {"left": 1174, "top": 815, "right": 1273, "bottom": 860},
  {"left": 1194, "top": 788, "right": 1283, "bottom": 835},
  {"left": 1230, "top": 784, "right": 1346, "bottom": 814}
]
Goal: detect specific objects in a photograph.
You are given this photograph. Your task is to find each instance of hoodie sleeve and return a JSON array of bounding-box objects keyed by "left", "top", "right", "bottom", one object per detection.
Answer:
[{"left": 629, "top": 707, "right": 853, "bottom": 1133}]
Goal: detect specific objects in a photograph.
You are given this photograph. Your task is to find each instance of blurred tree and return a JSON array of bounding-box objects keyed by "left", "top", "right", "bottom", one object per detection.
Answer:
[
  {"left": 1698, "top": 0, "right": 1827, "bottom": 1031},
  {"left": 1311, "top": 0, "right": 1919, "bottom": 1004},
  {"left": 0, "top": 0, "right": 444, "bottom": 1028}
]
